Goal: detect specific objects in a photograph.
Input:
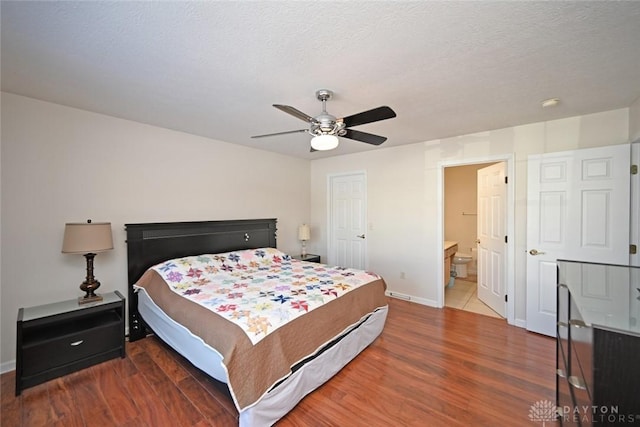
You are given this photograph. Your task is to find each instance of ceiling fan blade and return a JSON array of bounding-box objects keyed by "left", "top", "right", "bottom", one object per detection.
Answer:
[
  {"left": 342, "top": 129, "right": 387, "bottom": 146},
  {"left": 251, "top": 129, "right": 308, "bottom": 138},
  {"left": 273, "top": 104, "right": 315, "bottom": 123},
  {"left": 342, "top": 106, "right": 396, "bottom": 128}
]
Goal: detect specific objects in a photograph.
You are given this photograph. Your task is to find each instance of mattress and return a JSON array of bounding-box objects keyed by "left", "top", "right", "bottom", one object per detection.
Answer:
[{"left": 134, "top": 248, "right": 388, "bottom": 418}]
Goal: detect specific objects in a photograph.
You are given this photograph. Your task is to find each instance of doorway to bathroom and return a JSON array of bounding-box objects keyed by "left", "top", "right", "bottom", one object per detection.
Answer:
[{"left": 438, "top": 155, "right": 515, "bottom": 323}]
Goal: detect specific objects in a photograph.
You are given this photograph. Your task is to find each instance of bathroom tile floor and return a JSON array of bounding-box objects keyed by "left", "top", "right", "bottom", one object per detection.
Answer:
[{"left": 444, "top": 275, "right": 502, "bottom": 319}]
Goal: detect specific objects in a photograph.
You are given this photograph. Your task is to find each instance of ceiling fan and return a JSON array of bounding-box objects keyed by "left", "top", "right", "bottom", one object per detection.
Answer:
[{"left": 251, "top": 89, "right": 397, "bottom": 151}]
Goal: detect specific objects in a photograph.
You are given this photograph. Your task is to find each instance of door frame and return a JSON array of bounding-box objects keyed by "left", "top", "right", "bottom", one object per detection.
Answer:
[
  {"left": 631, "top": 141, "right": 639, "bottom": 267},
  {"left": 437, "top": 154, "right": 515, "bottom": 325},
  {"left": 326, "top": 170, "right": 368, "bottom": 268}
]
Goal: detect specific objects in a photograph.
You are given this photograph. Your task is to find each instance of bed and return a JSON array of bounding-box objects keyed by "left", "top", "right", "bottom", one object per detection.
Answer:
[{"left": 126, "top": 219, "right": 388, "bottom": 426}]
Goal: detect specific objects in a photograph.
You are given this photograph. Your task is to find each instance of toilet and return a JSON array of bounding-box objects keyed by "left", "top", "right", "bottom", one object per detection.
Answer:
[{"left": 452, "top": 252, "right": 473, "bottom": 278}]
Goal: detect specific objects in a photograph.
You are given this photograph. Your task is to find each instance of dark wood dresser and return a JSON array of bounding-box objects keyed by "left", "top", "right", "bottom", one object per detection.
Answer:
[{"left": 556, "top": 260, "right": 640, "bottom": 426}]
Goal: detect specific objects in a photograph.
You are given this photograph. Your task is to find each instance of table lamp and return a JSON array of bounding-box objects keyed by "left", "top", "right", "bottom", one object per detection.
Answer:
[
  {"left": 62, "top": 220, "right": 113, "bottom": 304},
  {"left": 298, "top": 224, "right": 310, "bottom": 257}
]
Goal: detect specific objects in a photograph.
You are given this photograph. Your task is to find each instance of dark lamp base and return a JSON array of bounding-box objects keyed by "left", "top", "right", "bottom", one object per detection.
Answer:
[
  {"left": 78, "top": 294, "right": 103, "bottom": 305},
  {"left": 79, "top": 252, "right": 102, "bottom": 305}
]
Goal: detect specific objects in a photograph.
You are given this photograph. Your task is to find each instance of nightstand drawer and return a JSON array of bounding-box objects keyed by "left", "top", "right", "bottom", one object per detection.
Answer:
[{"left": 22, "top": 317, "right": 121, "bottom": 376}]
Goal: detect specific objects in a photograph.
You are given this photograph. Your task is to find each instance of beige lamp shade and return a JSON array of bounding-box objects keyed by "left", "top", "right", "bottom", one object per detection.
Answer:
[
  {"left": 298, "top": 224, "right": 311, "bottom": 241},
  {"left": 62, "top": 221, "right": 114, "bottom": 254}
]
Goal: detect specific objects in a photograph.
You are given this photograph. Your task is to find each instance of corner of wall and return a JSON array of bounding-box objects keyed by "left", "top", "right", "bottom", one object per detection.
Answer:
[{"left": 630, "top": 95, "right": 640, "bottom": 142}]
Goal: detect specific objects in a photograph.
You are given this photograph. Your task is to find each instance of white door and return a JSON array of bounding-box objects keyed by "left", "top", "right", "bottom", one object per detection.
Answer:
[
  {"left": 526, "top": 144, "right": 630, "bottom": 336},
  {"left": 477, "top": 162, "right": 507, "bottom": 317},
  {"left": 329, "top": 172, "right": 367, "bottom": 269}
]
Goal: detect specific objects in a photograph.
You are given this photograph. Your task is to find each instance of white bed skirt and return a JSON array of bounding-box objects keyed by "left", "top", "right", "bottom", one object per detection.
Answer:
[
  {"left": 137, "top": 289, "right": 229, "bottom": 382},
  {"left": 136, "top": 287, "right": 388, "bottom": 426}
]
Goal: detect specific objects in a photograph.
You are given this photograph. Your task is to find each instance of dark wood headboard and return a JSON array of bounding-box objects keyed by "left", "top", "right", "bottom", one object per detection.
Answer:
[{"left": 125, "top": 218, "right": 277, "bottom": 341}]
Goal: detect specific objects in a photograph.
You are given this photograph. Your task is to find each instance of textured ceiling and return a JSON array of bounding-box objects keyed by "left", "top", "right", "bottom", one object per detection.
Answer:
[{"left": 2, "top": 1, "right": 640, "bottom": 159}]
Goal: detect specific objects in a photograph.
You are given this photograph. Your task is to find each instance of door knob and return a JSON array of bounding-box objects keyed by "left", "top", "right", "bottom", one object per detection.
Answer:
[
  {"left": 529, "top": 249, "right": 546, "bottom": 256},
  {"left": 356, "top": 234, "right": 365, "bottom": 239},
  {"left": 475, "top": 239, "right": 480, "bottom": 244}
]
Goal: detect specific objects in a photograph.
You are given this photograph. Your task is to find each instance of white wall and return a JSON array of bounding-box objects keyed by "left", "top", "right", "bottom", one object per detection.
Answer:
[
  {"left": 310, "top": 108, "right": 630, "bottom": 323},
  {"left": 0, "top": 93, "right": 310, "bottom": 368}
]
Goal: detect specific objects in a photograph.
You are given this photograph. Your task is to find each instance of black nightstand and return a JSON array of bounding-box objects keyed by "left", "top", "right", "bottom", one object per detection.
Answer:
[
  {"left": 16, "top": 290, "right": 125, "bottom": 395},
  {"left": 293, "top": 254, "right": 321, "bottom": 263}
]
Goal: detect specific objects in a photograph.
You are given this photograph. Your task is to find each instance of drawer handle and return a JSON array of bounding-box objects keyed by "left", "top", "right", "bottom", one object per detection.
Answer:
[
  {"left": 70, "top": 340, "right": 84, "bottom": 346},
  {"left": 569, "top": 319, "right": 587, "bottom": 328},
  {"left": 558, "top": 283, "right": 568, "bottom": 289},
  {"left": 556, "top": 369, "right": 566, "bottom": 378},
  {"left": 568, "top": 375, "right": 587, "bottom": 390}
]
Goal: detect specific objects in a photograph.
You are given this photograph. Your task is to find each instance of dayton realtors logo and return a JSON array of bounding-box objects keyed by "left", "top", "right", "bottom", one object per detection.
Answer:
[
  {"left": 529, "top": 400, "right": 640, "bottom": 425},
  {"left": 528, "top": 400, "right": 557, "bottom": 426}
]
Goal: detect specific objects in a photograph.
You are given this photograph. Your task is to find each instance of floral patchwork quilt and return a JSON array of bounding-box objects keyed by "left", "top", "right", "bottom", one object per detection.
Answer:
[{"left": 151, "top": 247, "right": 381, "bottom": 345}]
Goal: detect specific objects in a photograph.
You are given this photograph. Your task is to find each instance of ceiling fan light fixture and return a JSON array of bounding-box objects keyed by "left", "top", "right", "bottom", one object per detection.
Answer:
[{"left": 311, "top": 134, "right": 339, "bottom": 151}]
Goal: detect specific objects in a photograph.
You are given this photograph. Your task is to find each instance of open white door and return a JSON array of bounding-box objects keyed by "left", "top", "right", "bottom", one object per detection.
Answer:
[
  {"left": 526, "top": 144, "right": 630, "bottom": 336},
  {"left": 477, "top": 162, "right": 507, "bottom": 317},
  {"left": 328, "top": 172, "right": 367, "bottom": 269}
]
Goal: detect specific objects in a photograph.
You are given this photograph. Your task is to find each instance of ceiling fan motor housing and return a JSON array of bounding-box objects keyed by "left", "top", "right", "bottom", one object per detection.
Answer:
[
  {"left": 312, "top": 90, "right": 346, "bottom": 136},
  {"left": 312, "top": 114, "right": 345, "bottom": 136}
]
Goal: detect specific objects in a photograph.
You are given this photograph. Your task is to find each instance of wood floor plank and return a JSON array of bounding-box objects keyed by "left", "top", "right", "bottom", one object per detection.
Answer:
[
  {"left": 138, "top": 337, "right": 190, "bottom": 384},
  {"left": 1, "top": 370, "right": 21, "bottom": 427},
  {"left": 152, "top": 378, "right": 205, "bottom": 427},
  {"left": 130, "top": 349, "right": 204, "bottom": 427},
  {"left": 117, "top": 418, "right": 150, "bottom": 427},
  {"left": 121, "top": 372, "right": 175, "bottom": 427},
  {"left": 1, "top": 298, "right": 558, "bottom": 426},
  {"left": 92, "top": 360, "right": 140, "bottom": 425},
  {"left": 192, "top": 419, "right": 218, "bottom": 427},
  {"left": 47, "top": 376, "right": 85, "bottom": 427},
  {"left": 66, "top": 369, "right": 117, "bottom": 427},
  {"left": 163, "top": 340, "right": 238, "bottom": 416},
  {"left": 21, "top": 382, "right": 56, "bottom": 426},
  {"left": 110, "top": 348, "right": 139, "bottom": 379},
  {"left": 178, "top": 375, "right": 238, "bottom": 425},
  {"left": 129, "top": 351, "right": 167, "bottom": 387}
]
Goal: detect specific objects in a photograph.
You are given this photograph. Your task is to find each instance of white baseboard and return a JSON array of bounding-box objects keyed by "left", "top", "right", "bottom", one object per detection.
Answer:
[
  {"left": 385, "top": 291, "right": 440, "bottom": 308},
  {"left": 385, "top": 291, "right": 531, "bottom": 331},
  {"left": 1, "top": 360, "right": 16, "bottom": 374}
]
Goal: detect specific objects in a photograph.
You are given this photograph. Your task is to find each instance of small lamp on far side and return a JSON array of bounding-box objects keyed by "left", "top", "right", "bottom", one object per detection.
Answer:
[
  {"left": 62, "top": 219, "right": 113, "bottom": 304},
  {"left": 298, "top": 224, "right": 311, "bottom": 257}
]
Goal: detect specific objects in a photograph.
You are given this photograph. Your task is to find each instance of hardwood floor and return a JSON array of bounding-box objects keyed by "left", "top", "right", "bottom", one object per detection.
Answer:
[{"left": 1, "top": 298, "right": 558, "bottom": 426}]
